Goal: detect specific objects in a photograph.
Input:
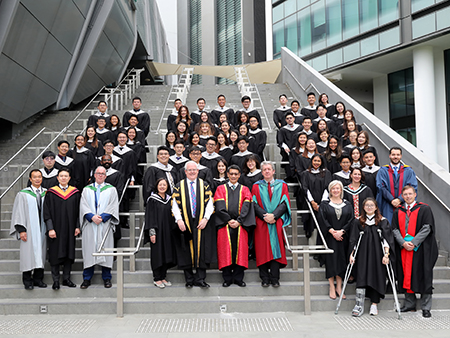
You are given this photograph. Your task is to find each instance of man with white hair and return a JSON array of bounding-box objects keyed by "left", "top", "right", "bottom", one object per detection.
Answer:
[
  {"left": 251, "top": 161, "right": 291, "bottom": 287},
  {"left": 172, "top": 161, "right": 215, "bottom": 288}
]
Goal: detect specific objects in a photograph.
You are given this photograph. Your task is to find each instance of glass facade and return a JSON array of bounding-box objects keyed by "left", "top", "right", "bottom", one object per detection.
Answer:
[
  {"left": 388, "top": 68, "right": 416, "bottom": 145},
  {"left": 190, "top": 0, "right": 202, "bottom": 84},
  {"left": 444, "top": 49, "right": 450, "bottom": 167},
  {"left": 412, "top": 5, "right": 450, "bottom": 39},
  {"left": 273, "top": 0, "right": 399, "bottom": 60}
]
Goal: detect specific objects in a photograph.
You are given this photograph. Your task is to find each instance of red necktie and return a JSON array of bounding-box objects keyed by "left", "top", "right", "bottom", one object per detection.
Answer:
[
  {"left": 268, "top": 182, "right": 272, "bottom": 200},
  {"left": 407, "top": 205, "right": 411, "bottom": 218}
]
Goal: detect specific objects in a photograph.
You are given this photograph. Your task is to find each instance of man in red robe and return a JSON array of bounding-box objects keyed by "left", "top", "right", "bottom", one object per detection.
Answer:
[
  {"left": 252, "top": 161, "right": 291, "bottom": 287},
  {"left": 214, "top": 165, "right": 255, "bottom": 287},
  {"left": 392, "top": 185, "right": 438, "bottom": 318}
]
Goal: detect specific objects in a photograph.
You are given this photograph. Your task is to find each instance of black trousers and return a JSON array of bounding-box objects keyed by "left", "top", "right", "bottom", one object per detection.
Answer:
[
  {"left": 22, "top": 268, "right": 44, "bottom": 286},
  {"left": 184, "top": 268, "right": 206, "bottom": 284},
  {"left": 51, "top": 259, "right": 72, "bottom": 282},
  {"left": 366, "top": 286, "right": 382, "bottom": 304},
  {"left": 259, "top": 260, "right": 282, "bottom": 283},
  {"left": 222, "top": 264, "right": 245, "bottom": 284},
  {"left": 153, "top": 264, "right": 170, "bottom": 281}
]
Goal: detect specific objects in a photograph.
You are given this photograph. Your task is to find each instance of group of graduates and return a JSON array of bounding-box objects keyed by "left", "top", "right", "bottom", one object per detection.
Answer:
[{"left": 10, "top": 92, "right": 438, "bottom": 319}]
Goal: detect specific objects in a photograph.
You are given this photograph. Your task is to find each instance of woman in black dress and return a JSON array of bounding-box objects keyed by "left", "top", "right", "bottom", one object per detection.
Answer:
[
  {"left": 318, "top": 93, "right": 335, "bottom": 118},
  {"left": 109, "top": 114, "right": 121, "bottom": 145},
  {"left": 216, "top": 132, "right": 233, "bottom": 164},
  {"left": 319, "top": 180, "right": 354, "bottom": 299},
  {"left": 239, "top": 154, "right": 263, "bottom": 192},
  {"left": 175, "top": 121, "right": 189, "bottom": 145},
  {"left": 357, "top": 131, "right": 379, "bottom": 166},
  {"left": 84, "top": 126, "right": 104, "bottom": 158},
  {"left": 212, "top": 158, "right": 228, "bottom": 193},
  {"left": 350, "top": 147, "right": 364, "bottom": 169},
  {"left": 126, "top": 127, "right": 146, "bottom": 184},
  {"left": 165, "top": 131, "right": 177, "bottom": 155},
  {"left": 343, "top": 167, "right": 373, "bottom": 219},
  {"left": 145, "top": 178, "right": 177, "bottom": 288},
  {"left": 316, "top": 129, "right": 329, "bottom": 154},
  {"left": 349, "top": 198, "right": 394, "bottom": 316},
  {"left": 70, "top": 134, "right": 95, "bottom": 191},
  {"left": 322, "top": 136, "right": 342, "bottom": 175}
]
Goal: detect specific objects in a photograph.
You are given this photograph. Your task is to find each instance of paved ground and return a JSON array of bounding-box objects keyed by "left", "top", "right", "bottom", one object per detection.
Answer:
[{"left": 1, "top": 309, "right": 449, "bottom": 338}]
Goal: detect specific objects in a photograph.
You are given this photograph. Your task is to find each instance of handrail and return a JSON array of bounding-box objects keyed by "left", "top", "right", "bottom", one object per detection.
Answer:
[
  {"left": 361, "top": 123, "right": 450, "bottom": 214},
  {"left": 0, "top": 127, "right": 67, "bottom": 200},
  {"left": 253, "top": 83, "right": 272, "bottom": 132},
  {"left": 157, "top": 84, "right": 174, "bottom": 131},
  {"left": 0, "top": 127, "right": 46, "bottom": 171}
]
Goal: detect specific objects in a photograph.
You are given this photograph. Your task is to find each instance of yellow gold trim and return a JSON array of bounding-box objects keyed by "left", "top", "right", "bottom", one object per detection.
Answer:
[
  {"left": 227, "top": 224, "right": 232, "bottom": 258},
  {"left": 180, "top": 180, "right": 194, "bottom": 266},
  {"left": 238, "top": 185, "right": 242, "bottom": 213},
  {"left": 197, "top": 179, "right": 205, "bottom": 267},
  {"left": 236, "top": 226, "right": 241, "bottom": 264},
  {"left": 225, "top": 185, "right": 228, "bottom": 211}
]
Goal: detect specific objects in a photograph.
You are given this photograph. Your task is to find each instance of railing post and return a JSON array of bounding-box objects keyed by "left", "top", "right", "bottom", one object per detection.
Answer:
[
  {"left": 116, "top": 251, "right": 124, "bottom": 318},
  {"left": 129, "top": 213, "right": 136, "bottom": 272},
  {"left": 303, "top": 252, "right": 311, "bottom": 315},
  {"left": 291, "top": 212, "right": 298, "bottom": 271}
]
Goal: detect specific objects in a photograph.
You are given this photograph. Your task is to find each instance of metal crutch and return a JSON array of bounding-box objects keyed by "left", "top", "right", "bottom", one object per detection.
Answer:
[
  {"left": 335, "top": 231, "right": 364, "bottom": 314},
  {"left": 377, "top": 229, "right": 402, "bottom": 320}
]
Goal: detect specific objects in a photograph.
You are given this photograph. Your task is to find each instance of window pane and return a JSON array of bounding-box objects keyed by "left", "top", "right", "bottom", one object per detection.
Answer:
[
  {"left": 343, "top": 42, "right": 360, "bottom": 62},
  {"left": 285, "top": 0, "right": 297, "bottom": 14},
  {"left": 312, "top": 54, "right": 327, "bottom": 71},
  {"left": 361, "top": 35, "right": 378, "bottom": 56},
  {"left": 298, "top": 8, "right": 312, "bottom": 56},
  {"left": 437, "top": 7, "right": 450, "bottom": 31},
  {"left": 326, "top": 0, "right": 342, "bottom": 46},
  {"left": 360, "top": 0, "right": 378, "bottom": 33},
  {"left": 297, "top": 0, "right": 311, "bottom": 10},
  {"left": 343, "top": 0, "right": 359, "bottom": 39},
  {"left": 379, "top": 27, "right": 400, "bottom": 50},
  {"left": 273, "top": 21, "right": 285, "bottom": 55},
  {"left": 411, "top": 0, "right": 435, "bottom": 13},
  {"left": 285, "top": 14, "right": 298, "bottom": 52},
  {"left": 327, "top": 48, "right": 343, "bottom": 68},
  {"left": 311, "top": 0, "right": 326, "bottom": 52},
  {"left": 412, "top": 13, "right": 436, "bottom": 39},
  {"left": 273, "top": 4, "right": 284, "bottom": 23},
  {"left": 379, "top": 0, "right": 399, "bottom": 25}
]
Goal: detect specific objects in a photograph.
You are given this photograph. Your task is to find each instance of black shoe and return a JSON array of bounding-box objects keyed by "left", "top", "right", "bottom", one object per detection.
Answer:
[
  {"left": 194, "top": 282, "right": 210, "bottom": 288},
  {"left": 222, "top": 281, "right": 231, "bottom": 287},
  {"left": 24, "top": 284, "right": 34, "bottom": 290},
  {"left": 235, "top": 281, "right": 246, "bottom": 287},
  {"left": 400, "top": 306, "right": 416, "bottom": 313},
  {"left": 185, "top": 283, "right": 193, "bottom": 288},
  {"left": 34, "top": 281, "right": 47, "bottom": 288},
  {"left": 261, "top": 281, "right": 270, "bottom": 287},
  {"left": 422, "top": 310, "right": 432, "bottom": 318},
  {"left": 80, "top": 280, "right": 91, "bottom": 289},
  {"left": 272, "top": 281, "right": 280, "bottom": 288},
  {"left": 104, "top": 279, "right": 112, "bottom": 288},
  {"left": 62, "top": 279, "right": 76, "bottom": 288},
  {"left": 52, "top": 281, "right": 60, "bottom": 290}
]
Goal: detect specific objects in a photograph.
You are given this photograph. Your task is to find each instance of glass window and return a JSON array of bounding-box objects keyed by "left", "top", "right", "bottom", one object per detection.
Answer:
[
  {"left": 361, "top": 35, "right": 378, "bottom": 56},
  {"left": 342, "top": 0, "right": 359, "bottom": 40},
  {"left": 379, "top": 27, "right": 400, "bottom": 50},
  {"left": 312, "top": 54, "right": 327, "bottom": 71},
  {"left": 379, "top": 0, "right": 399, "bottom": 25},
  {"left": 298, "top": 8, "right": 312, "bottom": 56},
  {"left": 343, "top": 42, "right": 360, "bottom": 62},
  {"left": 411, "top": 0, "right": 435, "bottom": 13},
  {"left": 285, "top": 0, "right": 297, "bottom": 14},
  {"left": 360, "top": 0, "right": 378, "bottom": 33},
  {"left": 311, "top": 0, "right": 326, "bottom": 52},
  {"left": 273, "top": 21, "right": 285, "bottom": 55},
  {"left": 327, "top": 48, "right": 343, "bottom": 68},
  {"left": 273, "top": 4, "right": 284, "bottom": 23},
  {"left": 388, "top": 68, "right": 415, "bottom": 121},
  {"left": 412, "top": 13, "right": 436, "bottom": 39},
  {"left": 326, "top": 0, "right": 342, "bottom": 46},
  {"left": 297, "top": 0, "right": 311, "bottom": 10},
  {"left": 437, "top": 7, "right": 450, "bottom": 31},
  {"left": 285, "top": 14, "right": 298, "bottom": 53}
]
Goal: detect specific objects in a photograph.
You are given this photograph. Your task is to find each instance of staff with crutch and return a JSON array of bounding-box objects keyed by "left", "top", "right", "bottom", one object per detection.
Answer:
[{"left": 340, "top": 198, "right": 395, "bottom": 317}]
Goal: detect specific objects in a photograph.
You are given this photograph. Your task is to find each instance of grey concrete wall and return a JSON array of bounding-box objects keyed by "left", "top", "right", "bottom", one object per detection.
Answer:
[{"left": 281, "top": 47, "right": 450, "bottom": 253}]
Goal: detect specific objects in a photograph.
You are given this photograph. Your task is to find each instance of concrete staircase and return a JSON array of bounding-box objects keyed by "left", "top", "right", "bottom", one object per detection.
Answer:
[{"left": 0, "top": 83, "right": 449, "bottom": 316}]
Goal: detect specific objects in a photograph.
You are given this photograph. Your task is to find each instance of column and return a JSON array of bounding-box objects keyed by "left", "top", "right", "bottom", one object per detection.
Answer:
[{"left": 413, "top": 46, "right": 437, "bottom": 162}]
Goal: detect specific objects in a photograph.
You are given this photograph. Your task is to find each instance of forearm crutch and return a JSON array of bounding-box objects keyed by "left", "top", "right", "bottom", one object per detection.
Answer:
[
  {"left": 377, "top": 229, "right": 402, "bottom": 319},
  {"left": 335, "top": 231, "right": 364, "bottom": 315}
]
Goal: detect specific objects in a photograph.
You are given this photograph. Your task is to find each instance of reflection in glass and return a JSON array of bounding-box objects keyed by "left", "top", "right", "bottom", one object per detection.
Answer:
[
  {"left": 298, "top": 8, "right": 312, "bottom": 56},
  {"left": 285, "top": 14, "right": 298, "bottom": 53},
  {"left": 343, "top": 0, "right": 359, "bottom": 39},
  {"left": 327, "top": 0, "right": 342, "bottom": 46},
  {"left": 273, "top": 21, "right": 284, "bottom": 55},
  {"left": 360, "top": 0, "right": 378, "bottom": 33}
]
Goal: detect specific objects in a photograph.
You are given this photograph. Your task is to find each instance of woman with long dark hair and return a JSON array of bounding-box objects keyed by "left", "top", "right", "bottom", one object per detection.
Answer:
[
  {"left": 357, "top": 130, "right": 379, "bottom": 166},
  {"left": 216, "top": 132, "right": 233, "bottom": 164},
  {"left": 240, "top": 154, "right": 263, "bottom": 192},
  {"left": 84, "top": 126, "right": 104, "bottom": 158},
  {"left": 343, "top": 167, "right": 373, "bottom": 218},
  {"left": 322, "top": 136, "right": 342, "bottom": 175},
  {"left": 70, "top": 134, "right": 95, "bottom": 191},
  {"left": 349, "top": 198, "right": 394, "bottom": 316}
]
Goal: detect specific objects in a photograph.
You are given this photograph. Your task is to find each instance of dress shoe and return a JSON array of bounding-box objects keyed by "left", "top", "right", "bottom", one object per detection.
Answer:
[
  {"left": 34, "top": 281, "right": 47, "bottom": 288},
  {"left": 222, "top": 281, "right": 231, "bottom": 287},
  {"left": 235, "top": 281, "right": 246, "bottom": 287},
  {"left": 80, "top": 280, "right": 91, "bottom": 289},
  {"left": 272, "top": 281, "right": 280, "bottom": 288},
  {"left": 24, "top": 285, "right": 34, "bottom": 290},
  {"left": 400, "top": 306, "right": 416, "bottom": 313},
  {"left": 185, "top": 282, "right": 193, "bottom": 288},
  {"left": 104, "top": 279, "right": 112, "bottom": 288},
  {"left": 194, "top": 282, "right": 210, "bottom": 288},
  {"left": 261, "top": 281, "right": 270, "bottom": 287},
  {"left": 62, "top": 279, "right": 76, "bottom": 288},
  {"left": 52, "top": 281, "right": 60, "bottom": 290},
  {"left": 422, "top": 310, "right": 432, "bottom": 318}
]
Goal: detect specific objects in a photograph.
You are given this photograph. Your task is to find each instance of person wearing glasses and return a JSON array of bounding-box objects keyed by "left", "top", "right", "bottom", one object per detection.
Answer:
[
  {"left": 28, "top": 151, "right": 59, "bottom": 189},
  {"left": 79, "top": 166, "right": 119, "bottom": 289}
]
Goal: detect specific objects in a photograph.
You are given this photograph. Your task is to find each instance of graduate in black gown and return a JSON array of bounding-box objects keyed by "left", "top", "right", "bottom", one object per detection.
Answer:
[
  {"left": 84, "top": 126, "right": 104, "bottom": 158},
  {"left": 361, "top": 149, "right": 380, "bottom": 197},
  {"left": 300, "top": 92, "right": 318, "bottom": 119},
  {"left": 322, "top": 136, "right": 342, "bottom": 175},
  {"left": 318, "top": 93, "right": 336, "bottom": 119},
  {"left": 165, "top": 131, "right": 177, "bottom": 156},
  {"left": 295, "top": 138, "right": 318, "bottom": 179},
  {"left": 100, "top": 155, "right": 125, "bottom": 199},
  {"left": 273, "top": 94, "right": 290, "bottom": 129},
  {"left": 357, "top": 131, "right": 380, "bottom": 166},
  {"left": 87, "top": 101, "right": 111, "bottom": 129},
  {"left": 178, "top": 147, "right": 213, "bottom": 185},
  {"left": 211, "top": 94, "right": 235, "bottom": 125},
  {"left": 277, "top": 112, "right": 303, "bottom": 178},
  {"left": 69, "top": 135, "right": 95, "bottom": 191},
  {"left": 319, "top": 180, "right": 354, "bottom": 300},
  {"left": 238, "top": 96, "right": 262, "bottom": 128},
  {"left": 216, "top": 132, "right": 233, "bottom": 164},
  {"left": 124, "top": 115, "right": 147, "bottom": 146},
  {"left": 109, "top": 115, "right": 122, "bottom": 145},
  {"left": 145, "top": 178, "right": 177, "bottom": 289},
  {"left": 230, "top": 136, "right": 260, "bottom": 169},
  {"left": 122, "top": 97, "right": 151, "bottom": 137},
  {"left": 288, "top": 132, "right": 307, "bottom": 181},
  {"left": 349, "top": 198, "right": 395, "bottom": 317},
  {"left": 332, "top": 101, "right": 345, "bottom": 126},
  {"left": 300, "top": 154, "right": 332, "bottom": 238},
  {"left": 316, "top": 129, "right": 329, "bottom": 154},
  {"left": 332, "top": 155, "right": 352, "bottom": 186},
  {"left": 167, "top": 98, "right": 182, "bottom": 132},
  {"left": 54, "top": 140, "right": 75, "bottom": 176},
  {"left": 239, "top": 154, "right": 263, "bottom": 192},
  {"left": 200, "top": 136, "right": 224, "bottom": 178},
  {"left": 343, "top": 167, "right": 374, "bottom": 219},
  {"left": 212, "top": 158, "right": 229, "bottom": 193},
  {"left": 126, "top": 127, "right": 146, "bottom": 185},
  {"left": 169, "top": 140, "right": 190, "bottom": 176},
  {"left": 96, "top": 116, "right": 114, "bottom": 145},
  {"left": 248, "top": 116, "right": 267, "bottom": 161},
  {"left": 29, "top": 151, "right": 59, "bottom": 189},
  {"left": 100, "top": 140, "right": 124, "bottom": 174}
]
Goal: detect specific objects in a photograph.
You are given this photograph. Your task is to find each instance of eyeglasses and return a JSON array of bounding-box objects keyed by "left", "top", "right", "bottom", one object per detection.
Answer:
[{"left": 365, "top": 204, "right": 376, "bottom": 208}]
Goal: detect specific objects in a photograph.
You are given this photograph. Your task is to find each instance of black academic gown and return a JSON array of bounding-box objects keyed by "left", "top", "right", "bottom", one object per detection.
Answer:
[
  {"left": 169, "top": 155, "right": 190, "bottom": 178},
  {"left": 273, "top": 106, "right": 290, "bottom": 129},
  {"left": 88, "top": 113, "right": 111, "bottom": 129},
  {"left": 144, "top": 193, "right": 177, "bottom": 271},
  {"left": 319, "top": 200, "right": 354, "bottom": 278},
  {"left": 85, "top": 140, "right": 104, "bottom": 158},
  {"left": 69, "top": 148, "right": 95, "bottom": 191},
  {"left": 362, "top": 166, "right": 380, "bottom": 197},
  {"left": 332, "top": 171, "right": 351, "bottom": 187},
  {"left": 127, "top": 141, "right": 146, "bottom": 184},
  {"left": 349, "top": 218, "right": 395, "bottom": 296},
  {"left": 178, "top": 164, "right": 213, "bottom": 186},
  {"left": 343, "top": 184, "right": 374, "bottom": 218},
  {"left": 239, "top": 169, "right": 263, "bottom": 192},
  {"left": 200, "top": 152, "right": 224, "bottom": 178},
  {"left": 122, "top": 110, "right": 151, "bottom": 136},
  {"left": 322, "top": 153, "right": 341, "bottom": 175},
  {"left": 248, "top": 128, "right": 267, "bottom": 160},
  {"left": 96, "top": 128, "right": 114, "bottom": 144},
  {"left": 230, "top": 151, "right": 260, "bottom": 169},
  {"left": 301, "top": 106, "right": 318, "bottom": 119},
  {"left": 44, "top": 186, "right": 80, "bottom": 265},
  {"left": 27, "top": 168, "right": 59, "bottom": 189},
  {"left": 218, "top": 147, "right": 233, "bottom": 164},
  {"left": 212, "top": 177, "right": 228, "bottom": 194},
  {"left": 211, "top": 107, "right": 235, "bottom": 125},
  {"left": 143, "top": 163, "right": 178, "bottom": 203}
]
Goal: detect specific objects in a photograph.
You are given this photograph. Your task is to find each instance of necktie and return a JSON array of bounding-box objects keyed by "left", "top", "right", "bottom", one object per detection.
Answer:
[
  {"left": 368, "top": 166, "right": 372, "bottom": 170},
  {"left": 119, "top": 147, "right": 123, "bottom": 151},
  {"left": 167, "top": 172, "right": 175, "bottom": 190},
  {"left": 177, "top": 157, "right": 181, "bottom": 160},
  {"left": 231, "top": 184, "right": 236, "bottom": 191},
  {"left": 190, "top": 181, "right": 196, "bottom": 218},
  {"left": 36, "top": 188, "right": 42, "bottom": 212},
  {"left": 96, "top": 185, "right": 101, "bottom": 213},
  {"left": 407, "top": 205, "right": 411, "bottom": 218},
  {"left": 393, "top": 166, "right": 398, "bottom": 180},
  {"left": 268, "top": 182, "right": 273, "bottom": 200}
]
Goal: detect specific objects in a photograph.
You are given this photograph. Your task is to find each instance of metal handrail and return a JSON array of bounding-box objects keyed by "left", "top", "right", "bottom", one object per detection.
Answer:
[
  {"left": 0, "top": 127, "right": 46, "bottom": 171},
  {"left": 361, "top": 122, "right": 450, "bottom": 213},
  {"left": 157, "top": 84, "right": 174, "bottom": 131}
]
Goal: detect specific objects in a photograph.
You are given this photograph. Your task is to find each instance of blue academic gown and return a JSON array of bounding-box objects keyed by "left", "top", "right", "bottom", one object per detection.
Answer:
[{"left": 376, "top": 164, "right": 417, "bottom": 223}]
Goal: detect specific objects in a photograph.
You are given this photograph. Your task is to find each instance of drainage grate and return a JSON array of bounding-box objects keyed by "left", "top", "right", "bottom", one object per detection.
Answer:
[
  {"left": 335, "top": 314, "right": 450, "bottom": 330},
  {"left": 136, "top": 317, "right": 293, "bottom": 333},
  {"left": 0, "top": 319, "right": 96, "bottom": 335}
]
